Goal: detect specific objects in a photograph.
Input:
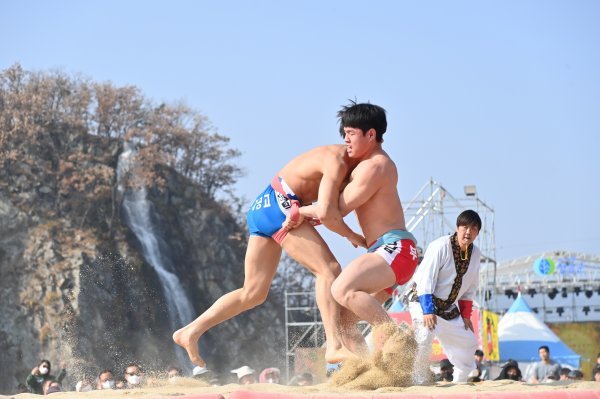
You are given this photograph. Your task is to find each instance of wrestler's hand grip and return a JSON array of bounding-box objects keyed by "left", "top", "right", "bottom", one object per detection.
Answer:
[{"left": 289, "top": 201, "right": 300, "bottom": 222}]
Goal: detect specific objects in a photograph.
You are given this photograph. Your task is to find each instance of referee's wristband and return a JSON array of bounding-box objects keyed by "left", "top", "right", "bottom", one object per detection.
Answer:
[{"left": 419, "top": 294, "right": 434, "bottom": 314}]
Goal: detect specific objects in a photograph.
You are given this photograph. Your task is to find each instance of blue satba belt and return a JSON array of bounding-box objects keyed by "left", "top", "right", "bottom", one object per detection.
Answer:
[{"left": 367, "top": 229, "right": 417, "bottom": 253}]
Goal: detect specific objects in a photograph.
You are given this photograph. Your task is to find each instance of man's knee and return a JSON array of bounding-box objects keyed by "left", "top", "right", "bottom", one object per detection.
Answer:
[
  {"left": 331, "top": 279, "right": 352, "bottom": 306},
  {"left": 240, "top": 286, "right": 269, "bottom": 308},
  {"left": 310, "top": 259, "right": 341, "bottom": 280}
]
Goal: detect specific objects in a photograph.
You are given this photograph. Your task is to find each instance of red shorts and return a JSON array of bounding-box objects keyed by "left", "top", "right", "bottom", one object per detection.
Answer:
[{"left": 371, "top": 238, "right": 419, "bottom": 294}]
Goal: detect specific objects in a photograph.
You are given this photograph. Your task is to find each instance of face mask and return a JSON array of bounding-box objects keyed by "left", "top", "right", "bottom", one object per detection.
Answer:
[
  {"left": 101, "top": 380, "right": 115, "bottom": 389},
  {"left": 127, "top": 375, "right": 141, "bottom": 385},
  {"left": 266, "top": 378, "right": 275, "bottom": 383},
  {"left": 39, "top": 366, "right": 49, "bottom": 375},
  {"left": 80, "top": 384, "right": 93, "bottom": 392}
]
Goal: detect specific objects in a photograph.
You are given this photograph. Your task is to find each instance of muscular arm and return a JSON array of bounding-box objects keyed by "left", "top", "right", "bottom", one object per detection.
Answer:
[
  {"left": 300, "top": 159, "right": 383, "bottom": 219},
  {"left": 312, "top": 157, "right": 365, "bottom": 246},
  {"left": 337, "top": 161, "right": 383, "bottom": 216}
]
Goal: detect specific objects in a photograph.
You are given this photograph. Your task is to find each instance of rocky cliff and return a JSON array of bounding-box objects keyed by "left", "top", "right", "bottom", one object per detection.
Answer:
[
  {"left": 0, "top": 65, "right": 287, "bottom": 394},
  {"left": 0, "top": 144, "right": 288, "bottom": 394}
]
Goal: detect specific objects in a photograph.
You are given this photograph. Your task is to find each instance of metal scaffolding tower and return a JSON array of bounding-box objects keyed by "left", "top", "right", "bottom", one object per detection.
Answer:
[
  {"left": 284, "top": 291, "right": 324, "bottom": 381},
  {"left": 284, "top": 178, "right": 497, "bottom": 379},
  {"left": 403, "top": 178, "right": 497, "bottom": 306}
]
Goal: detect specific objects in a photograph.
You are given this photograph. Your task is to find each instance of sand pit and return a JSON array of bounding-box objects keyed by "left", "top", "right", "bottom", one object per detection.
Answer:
[
  {"left": 1, "top": 379, "right": 598, "bottom": 399},
  {"left": 4, "top": 325, "right": 597, "bottom": 398},
  {"left": 331, "top": 322, "right": 416, "bottom": 390}
]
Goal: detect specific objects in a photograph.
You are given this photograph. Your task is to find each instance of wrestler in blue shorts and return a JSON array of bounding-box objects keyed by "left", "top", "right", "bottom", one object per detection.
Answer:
[{"left": 247, "top": 176, "right": 301, "bottom": 245}]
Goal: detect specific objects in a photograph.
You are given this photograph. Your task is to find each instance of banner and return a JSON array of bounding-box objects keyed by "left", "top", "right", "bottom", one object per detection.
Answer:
[
  {"left": 548, "top": 321, "right": 600, "bottom": 381},
  {"left": 481, "top": 310, "right": 500, "bottom": 361}
]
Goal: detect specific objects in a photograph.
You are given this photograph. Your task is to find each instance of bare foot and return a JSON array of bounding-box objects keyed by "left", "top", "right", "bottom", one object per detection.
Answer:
[
  {"left": 172, "top": 328, "right": 205, "bottom": 367},
  {"left": 325, "top": 345, "right": 361, "bottom": 364}
]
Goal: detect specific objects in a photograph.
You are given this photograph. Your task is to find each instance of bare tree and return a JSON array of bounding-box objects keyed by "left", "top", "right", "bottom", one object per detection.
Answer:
[{"left": 0, "top": 64, "right": 244, "bottom": 212}]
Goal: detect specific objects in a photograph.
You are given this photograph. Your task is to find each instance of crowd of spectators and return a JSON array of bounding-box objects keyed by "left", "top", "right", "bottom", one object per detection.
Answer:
[
  {"left": 19, "top": 359, "right": 316, "bottom": 395},
  {"left": 18, "top": 347, "right": 599, "bottom": 394},
  {"left": 431, "top": 347, "right": 598, "bottom": 384}
]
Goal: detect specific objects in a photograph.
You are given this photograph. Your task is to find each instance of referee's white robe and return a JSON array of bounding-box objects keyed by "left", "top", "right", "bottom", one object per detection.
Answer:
[{"left": 406, "top": 234, "right": 481, "bottom": 383}]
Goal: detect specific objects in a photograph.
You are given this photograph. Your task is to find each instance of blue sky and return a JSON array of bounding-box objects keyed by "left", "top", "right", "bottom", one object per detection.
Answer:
[{"left": 2, "top": 1, "right": 599, "bottom": 268}]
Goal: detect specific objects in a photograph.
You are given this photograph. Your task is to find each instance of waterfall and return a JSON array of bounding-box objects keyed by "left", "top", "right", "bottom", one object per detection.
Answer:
[{"left": 117, "top": 143, "right": 195, "bottom": 369}]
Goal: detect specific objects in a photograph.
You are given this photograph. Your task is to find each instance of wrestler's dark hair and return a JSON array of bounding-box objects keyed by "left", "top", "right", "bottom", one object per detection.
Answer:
[
  {"left": 539, "top": 345, "right": 550, "bottom": 352},
  {"left": 337, "top": 100, "right": 387, "bottom": 142},
  {"left": 456, "top": 210, "right": 482, "bottom": 231}
]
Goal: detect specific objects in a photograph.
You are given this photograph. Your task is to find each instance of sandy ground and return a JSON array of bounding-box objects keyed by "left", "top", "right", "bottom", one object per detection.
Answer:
[
  {"left": 6, "top": 325, "right": 597, "bottom": 398},
  {"left": 1, "top": 379, "right": 598, "bottom": 399}
]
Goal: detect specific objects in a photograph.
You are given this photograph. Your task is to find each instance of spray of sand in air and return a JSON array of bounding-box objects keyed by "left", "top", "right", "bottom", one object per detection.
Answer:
[{"left": 330, "top": 322, "right": 416, "bottom": 390}]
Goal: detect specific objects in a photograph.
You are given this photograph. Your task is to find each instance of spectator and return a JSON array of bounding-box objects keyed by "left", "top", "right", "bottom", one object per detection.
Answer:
[
  {"left": 530, "top": 345, "right": 560, "bottom": 383},
  {"left": 474, "top": 349, "right": 489, "bottom": 380},
  {"left": 495, "top": 359, "right": 523, "bottom": 381},
  {"left": 209, "top": 376, "right": 222, "bottom": 386},
  {"left": 259, "top": 368, "right": 281, "bottom": 384},
  {"left": 25, "top": 360, "right": 66, "bottom": 394},
  {"left": 466, "top": 369, "right": 481, "bottom": 383},
  {"left": 567, "top": 370, "right": 583, "bottom": 381},
  {"left": 75, "top": 374, "right": 94, "bottom": 392},
  {"left": 436, "top": 359, "right": 454, "bottom": 382},
  {"left": 167, "top": 366, "right": 183, "bottom": 381},
  {"left": 192, "top": 366, "right": 214, "bottom": 384},
  {"left": 231, "top": 366, "right": 256, "bottom": 385},
  {"left": 123, "top": 363, "right": 144, "bottom": 389},
  {"left": 289, "top": 372, "right": 314, "bottom": 386},
  {"left": 592, "top": 365, "right": 600, "bottom": 382},
  {"left": 42, "top": 380, "right": 62, "bottom": 395},
  {"left": 96, "top": 369, "right": 116, "bottom": 390},
  {"left": 545, "top": 370, "right": 559, "bottom": 383},
  {"left": 559, "top": 367, "right": 571, "bottom": 381}
]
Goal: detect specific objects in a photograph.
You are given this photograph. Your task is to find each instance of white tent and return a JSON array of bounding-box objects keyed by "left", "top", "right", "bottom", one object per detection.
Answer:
[{"left": 498, "top": 293, "right": 580, "bottom": 368}]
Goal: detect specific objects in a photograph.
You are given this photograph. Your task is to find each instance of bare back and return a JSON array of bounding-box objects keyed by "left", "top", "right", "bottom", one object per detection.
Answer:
[
  {"left": 340, "top": 150, "right": 407, "bottom": 245},
  {"left": 278, "top": 145, "right": 353, "bottom": 204}
]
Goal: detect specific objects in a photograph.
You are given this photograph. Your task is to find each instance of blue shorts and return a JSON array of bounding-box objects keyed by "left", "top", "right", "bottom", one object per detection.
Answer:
[{"left": 247, "top": 182, "right": 299, "bottom": 238}]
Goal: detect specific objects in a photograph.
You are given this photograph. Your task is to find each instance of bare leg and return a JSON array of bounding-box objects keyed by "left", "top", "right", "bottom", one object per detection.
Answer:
[
  {"left": 173, "top": 236, "right": 282, "bottom": 366},
  {"left": 281, "top": 223, "right": 355, "bottom": 363},
  {"left": 331, "top": 253, "right": 396, "bottom": 348},
  {"left": 338, "top": 307, "right": 368, "bottom": 355},
  {"left": 338, "top": 289, "right": 391, "bottom": 354}
]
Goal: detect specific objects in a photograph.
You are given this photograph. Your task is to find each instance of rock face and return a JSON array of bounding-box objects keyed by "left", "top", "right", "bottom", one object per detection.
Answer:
[{"left": 0, "top": 146, "right": 285, "bottom": 394}]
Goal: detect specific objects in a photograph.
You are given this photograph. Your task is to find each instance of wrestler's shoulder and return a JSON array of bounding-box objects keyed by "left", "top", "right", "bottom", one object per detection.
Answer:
[
  {"left": 292, "top": 145, "right": 345, "bottom": 165},
  {"left": 326, "top": 144, "right": 349, "bottom": 160},
  {"left": 310, "top": 145, "right": 350, "bottom": 165},
  {"left": 310, "top": 144, "right": 346, "bottom": 154},
  {"left": 355, "top": 152, "right": 396, "bottom": 175}
]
